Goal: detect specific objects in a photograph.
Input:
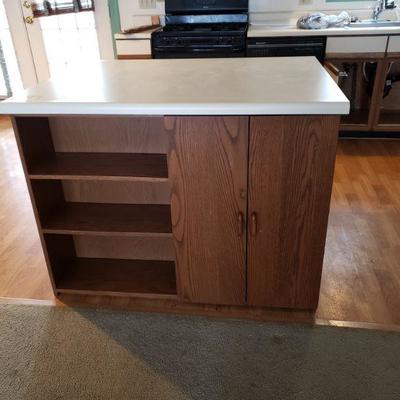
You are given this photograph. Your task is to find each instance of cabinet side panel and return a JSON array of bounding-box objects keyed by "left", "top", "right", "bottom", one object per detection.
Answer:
[
  {"left": 11, "top": 117, "right": 58, "bottom": 294},
  {"left": 166, "top": 116, "right": 248, "bottom": 306},
  {"left": 248, "top": 116, "right": 339, "bottom": 310}
]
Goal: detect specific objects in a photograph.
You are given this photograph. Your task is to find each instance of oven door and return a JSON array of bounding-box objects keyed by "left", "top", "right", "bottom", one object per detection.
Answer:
[{"left": 152, "top": 35, "right": 246, "bottom": 58}]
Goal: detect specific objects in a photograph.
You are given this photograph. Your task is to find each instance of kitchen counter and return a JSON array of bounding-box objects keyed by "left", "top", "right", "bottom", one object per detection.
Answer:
[
  {"left": 3, "top": 58, "right": 348, "bottom": 315},
  {"left": 0, "top": 58, "right": 349, "bottom": 116},
  {"left": 114, "top": 27, "right": 161, "bottom": 40},
  {"left": 248, "top": 23, "right": 400, "bottom": 38}
]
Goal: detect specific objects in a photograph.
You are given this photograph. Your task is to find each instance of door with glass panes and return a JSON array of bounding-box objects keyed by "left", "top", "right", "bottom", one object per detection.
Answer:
[{"left": 3, "top": 0, "right": 113, "bottom": 88}]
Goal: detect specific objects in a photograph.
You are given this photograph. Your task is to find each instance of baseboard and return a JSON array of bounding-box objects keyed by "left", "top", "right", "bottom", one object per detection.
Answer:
[
  {"left": 1, "top": 296, "right": 399, "bottom": 332},
  {"left": 339, "top": 131, "right": 400, "bottom": 139}
]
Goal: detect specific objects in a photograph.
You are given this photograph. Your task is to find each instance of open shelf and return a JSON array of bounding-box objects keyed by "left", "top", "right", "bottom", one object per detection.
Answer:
[
  {"left": 56, "top": 258, "right": 177, "bottom": 299},
  {"left": 28, "top": 152, "right": 168, "bottom": 182},
  {"left": 15, "top": 116, "right": 176, "bottom": 302},
  {"left": 377, "top": 110, "right": 400, "bottom": 128},
  {"left": 41, "top": 203, "right": 172, "bottom": 236}
]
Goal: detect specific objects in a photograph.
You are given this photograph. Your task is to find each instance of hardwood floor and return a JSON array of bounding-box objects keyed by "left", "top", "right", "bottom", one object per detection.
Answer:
[
  {"left": 0, "top": 116, "right": 399, "bottom": 325},
  {"left": 0, "top": 117, "right": 53, "bottom": 300},
  {"left": 318, "top": 139, "right": 400, "bottom": 325}
]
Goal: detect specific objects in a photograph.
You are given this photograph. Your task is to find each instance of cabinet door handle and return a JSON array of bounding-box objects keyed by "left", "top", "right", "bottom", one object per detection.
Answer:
[
  {"left": 251, "top": 212, "right": 258, "bottom": 236},
  {"left": 238, "top": 212, "right": 244, "bottom": 237}
]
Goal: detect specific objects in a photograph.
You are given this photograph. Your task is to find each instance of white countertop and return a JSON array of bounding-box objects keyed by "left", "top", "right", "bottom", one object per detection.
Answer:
[
  {"left": 0, "top": 58, "right": 349, "bottom": 116},
  {"left": 248, "top": 23, "right": 400, "bottom": 38},
  {"left": 114, "top": 27, "right": 160, "bottom": 40}
]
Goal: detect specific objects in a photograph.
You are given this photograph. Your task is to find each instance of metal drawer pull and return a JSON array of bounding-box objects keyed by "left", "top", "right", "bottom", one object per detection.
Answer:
[
  {"left": 251, "top": 212, "right": 258, "bottom": 236},
  {"left": 238, "top": 212, "right": 244, "bottom": 237}
]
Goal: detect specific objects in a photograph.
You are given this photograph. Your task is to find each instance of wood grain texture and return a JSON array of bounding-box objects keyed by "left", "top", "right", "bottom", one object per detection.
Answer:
[
  {"left": 13, "top": 117, "right": 55, "bottom": 167},
  {"left": 56, "top": 258, "right": 177, "bottom": 299},
  {"left": 56, "top": 293, "right": 315, "bottom": 323},
  {"left": 318, "top": 139, "right": 400, "bottom": 324},
  {"left": 368, "top": 59, "right": 390, "bottom": 131},
  {"left": 74, "top": 236, "right": 175, "bottom": 261},
  {"left": 49, "top": 116, "right": 167, "bottom": 154},
  {"left": 62, "top": 180, "right": 171, "bottom": 205},
  {"left": 28, "top": 152, "right": 168, "bottom": 182},
  {"left": 41, "top": 203, "right": 172, "bottom": 237},
  {"left": 117, "top": 55, "right": 152, "bottom": 60},
  {"left": 11, "top": 117, "right": 60, "bottom": 295},
  {"left": 247, "top": 116, "right": 340, "bottom": 310},
  {"left": 0, "top": 117, "right": 53, "bottom": 300},
  {"left": 3, "top": 117, "right": 400, "bottom": 326},
  {"left": 166, "top": 116, "right": 248, "bottom": 306}
]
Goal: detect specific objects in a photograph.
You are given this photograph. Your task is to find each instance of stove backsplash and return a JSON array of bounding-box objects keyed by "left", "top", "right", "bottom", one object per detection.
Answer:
[{"left": 118, "top": 0, "right": 378, "bottom": 31}]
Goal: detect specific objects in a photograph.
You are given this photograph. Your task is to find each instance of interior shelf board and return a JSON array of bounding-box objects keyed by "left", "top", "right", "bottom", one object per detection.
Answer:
[
  {"left": 41, "top": 203, "right": 172, "bottom": 236},
  {"left": 377, "top": 110, "right": 400, "bottom": 128},
  {"left": 56, "top": 258, "right": 177, "bottom": 299},
  {"left": 28, "top": 152, "right": 168, "bottom": 182}
]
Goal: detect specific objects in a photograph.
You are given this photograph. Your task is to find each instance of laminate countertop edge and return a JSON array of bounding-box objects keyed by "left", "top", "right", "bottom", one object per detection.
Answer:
[{"left": 0, "top": 58, "right": 350, "bottom": 116}]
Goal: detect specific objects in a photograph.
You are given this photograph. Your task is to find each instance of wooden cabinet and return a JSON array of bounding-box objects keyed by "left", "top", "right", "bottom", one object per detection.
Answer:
[
  {"left": 168, "top": 116, "right": 339, "bottom": 310},
  {"left": 247, "top": 116, "right": 339, "bottom": 309},
  {"left": 325, "top": 57, "right": 384, "bottom": 131},
  {"left": 375, "top": 59, "right": 400, "bottom": 129},
  {"left": 13, "top": 114, "right": 339, "bottom": 313},
  {"left": 326, "top": 41, "right": 400, "bottom": 134},
  {"left": 166, "top": 117, "right": 248, "bottom": 306},
  {"left": 13, "top": 116, "right": 178, "bottom": 300}
]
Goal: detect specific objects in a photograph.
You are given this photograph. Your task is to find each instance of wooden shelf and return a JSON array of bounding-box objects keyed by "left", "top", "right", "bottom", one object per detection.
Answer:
[
  {"left": 377, "top": 110, "right": 400, "bottom": 126},
  {"left": 41, "top": 203, "right": 172, "bottom": 236},
  {"left": 28, "top": 152, "right": 168, "bottom": 182},
  {"left": 56, "top": 258, "right": 177, "bottom": 298}
]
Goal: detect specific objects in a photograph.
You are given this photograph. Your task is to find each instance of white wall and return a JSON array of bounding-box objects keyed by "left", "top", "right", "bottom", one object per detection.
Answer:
[
  {"left": 118, "top": 0, "right": 379, "bottom": 30},
  {"left": 250, "top": 1, "right": 377, "bottom": 13}
]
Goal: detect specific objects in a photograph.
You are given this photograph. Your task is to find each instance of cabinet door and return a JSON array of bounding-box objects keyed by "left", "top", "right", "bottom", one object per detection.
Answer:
[
  {"left": 326, "top": 59, "right": 375, "bottom": 129},
  {"left": 166, "top": 116, "right": 248, "bottom": 305},
  {"left": 375, "top": 59, "right": 400, "bottom": 129},
  {"left": 247, "top": 116, "right": 339, "bottom": 310}
]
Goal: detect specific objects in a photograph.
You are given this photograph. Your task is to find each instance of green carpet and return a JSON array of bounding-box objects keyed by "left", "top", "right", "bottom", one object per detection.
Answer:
[{"left": 0, "top": 304, "right": 399, "bottom": 400}]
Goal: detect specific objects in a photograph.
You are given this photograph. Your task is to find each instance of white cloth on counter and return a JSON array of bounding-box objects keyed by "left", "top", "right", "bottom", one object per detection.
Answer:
[{"left": 297, "top": 11, "right": 351, "bottom": 29}]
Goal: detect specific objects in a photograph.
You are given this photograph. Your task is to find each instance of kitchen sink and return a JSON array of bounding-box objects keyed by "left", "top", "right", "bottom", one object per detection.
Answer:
[{"left": 349, "top": 20, "right": 400, "bottom": 28}]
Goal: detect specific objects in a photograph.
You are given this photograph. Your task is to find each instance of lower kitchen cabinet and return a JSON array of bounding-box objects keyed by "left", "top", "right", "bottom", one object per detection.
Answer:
[
  {"left": 166, "top": 116, "right": 248, "bottom": 306},
  {"left": 167, "top": 115, "right": 340, "bottom": 310},
  {"left": 326, "top": 54, "right": 400, "bottom": 134},
  {"left": 13, "top": 114, "right": 340, "bottom": 312},
  {"left": 325, "top": 59, "right": 379, "bottom": 130},
  {"left": 247, "top": 116, "right": 339, "bottom": 309},
  {"left": 376, "top": 59, "right": 400, "bottom": 129}
]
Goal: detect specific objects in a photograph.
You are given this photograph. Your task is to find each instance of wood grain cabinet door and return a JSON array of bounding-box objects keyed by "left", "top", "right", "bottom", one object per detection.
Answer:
[
  {"left": 247, "top": 116, "right": 340, "bottom": 310},
  {"left": 166, "top": 116, "right": 248, "bottom": 306}
]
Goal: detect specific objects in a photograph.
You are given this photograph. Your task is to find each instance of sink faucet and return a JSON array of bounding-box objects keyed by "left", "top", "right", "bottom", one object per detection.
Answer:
[{"left": 373, "top": 0, "right": 397, "bottom": 21}]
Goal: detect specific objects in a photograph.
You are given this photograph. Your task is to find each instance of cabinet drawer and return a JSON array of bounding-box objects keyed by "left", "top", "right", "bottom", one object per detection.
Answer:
[
  {"left": 387, "top": 35, "right": 400, "bottom": 54},
  {"left": 116, "top": 40, "right": 151, "bottom": 56},
  {"left": 326, "top": 36, "right": 388, "bottom": 56}
]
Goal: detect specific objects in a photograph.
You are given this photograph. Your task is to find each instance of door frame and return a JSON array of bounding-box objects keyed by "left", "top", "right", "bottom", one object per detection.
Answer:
[{"left": 3, "top": 0, "right": 114, "bottom": 88}]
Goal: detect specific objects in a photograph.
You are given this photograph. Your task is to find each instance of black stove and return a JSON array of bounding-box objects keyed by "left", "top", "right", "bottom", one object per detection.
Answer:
[{"left": 152, "top": 0, "right": 249, "bottom": 59}]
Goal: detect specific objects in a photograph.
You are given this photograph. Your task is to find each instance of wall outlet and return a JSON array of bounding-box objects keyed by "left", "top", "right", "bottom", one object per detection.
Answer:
[
  {"left": 139, "top": 0, "right": 157, "bottom": 9},
  {"left": 299, "top": 0, "right": 313, "bottom": 5}
]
